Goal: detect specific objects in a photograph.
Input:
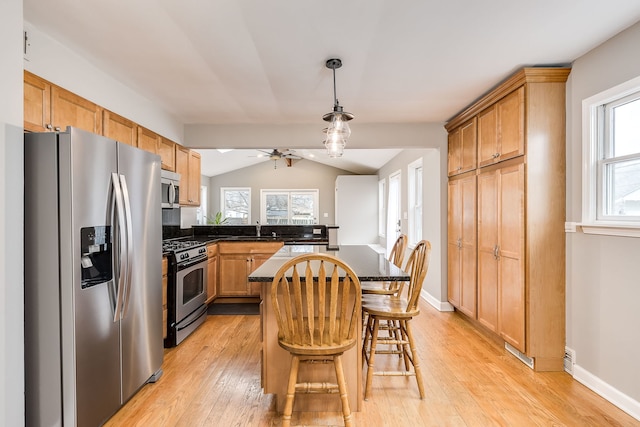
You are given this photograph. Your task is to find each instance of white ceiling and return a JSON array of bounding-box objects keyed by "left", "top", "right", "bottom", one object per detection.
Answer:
[{"left": 23, "top": 0, "right": 640, "bottom": 175}]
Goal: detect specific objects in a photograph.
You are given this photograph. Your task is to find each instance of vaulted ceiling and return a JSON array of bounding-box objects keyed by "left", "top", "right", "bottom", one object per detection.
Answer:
[{"left": 23, "top": 0, "right": 640, "bottom": 175}]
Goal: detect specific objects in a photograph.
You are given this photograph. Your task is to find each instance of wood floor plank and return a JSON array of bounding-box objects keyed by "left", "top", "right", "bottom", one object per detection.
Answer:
[{"left": 105, "top": 302, "right": 640, "bottom": 426}]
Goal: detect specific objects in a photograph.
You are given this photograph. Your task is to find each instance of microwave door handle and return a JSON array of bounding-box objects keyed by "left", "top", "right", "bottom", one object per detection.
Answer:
[
  {"left": 119, "top": 174, "right": 134, "bottom": 318},
  {"left": 169, "top": 182, "right": 176, "bottom": 207},
  {"left": 111, "top": 173, "right": 126, "bottom": 322}
]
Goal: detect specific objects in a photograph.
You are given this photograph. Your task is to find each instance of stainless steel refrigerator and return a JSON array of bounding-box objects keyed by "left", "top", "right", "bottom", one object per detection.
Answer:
[{"left": 24, "top": 127, "right": 164, "bottom": 427}]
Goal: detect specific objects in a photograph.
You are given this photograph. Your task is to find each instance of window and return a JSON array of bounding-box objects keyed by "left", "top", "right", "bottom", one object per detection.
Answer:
[
  {"left": 260, "top": 189, "right": 319, "bottom": 224},
  {"left": 378, "top": 179, "right": 386, "bottom": 237},
  {"left": 408, "top": 159, "right": 423, "bottom": 245},
  {"left": 221, "top": 187, "right": 251, "bottom": 224},
  {"left": 582, "top": 75, "right": 640, "bottom": 237}
]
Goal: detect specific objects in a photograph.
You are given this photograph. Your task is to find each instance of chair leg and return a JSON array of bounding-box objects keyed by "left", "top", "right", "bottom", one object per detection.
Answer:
[
  {"left": 333, "top": 354, "right": 353, "bottom": 427},
  {"left": 282, "top": 355, "right": 300, "bottom": 427},
  {"left": 364, "top": 316, "right": 380, "bottom": 400},
  {"left": 361, "top": 314, "right": 373, "bottom": 368},
  {"left": 404, "top": 321, "right": 425, "bottom": 399}
]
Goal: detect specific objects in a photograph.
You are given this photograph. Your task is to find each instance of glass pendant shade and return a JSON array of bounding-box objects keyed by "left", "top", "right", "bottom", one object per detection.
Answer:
[{"left": 322, "top": 58, "right": 353, "bottom": 157}]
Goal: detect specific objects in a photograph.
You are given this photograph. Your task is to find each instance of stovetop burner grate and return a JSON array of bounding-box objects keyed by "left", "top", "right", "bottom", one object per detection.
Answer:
[{"left": 162, "top": 239, "right": 205, "bottom": 253}]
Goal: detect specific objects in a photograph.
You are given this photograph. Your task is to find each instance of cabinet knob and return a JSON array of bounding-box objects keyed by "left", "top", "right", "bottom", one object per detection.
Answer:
[
  {"left": 493, "top": 153, "right": 500, "bottom": 159},
  {"left": 45, "top": 124, "right": 53, "bottom": 130},
  {"left": 54, "top": 127, "right": 61, "bottom": 132}
]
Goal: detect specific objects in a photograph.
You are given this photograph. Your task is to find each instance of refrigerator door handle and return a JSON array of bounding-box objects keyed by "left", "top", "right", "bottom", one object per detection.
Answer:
[
  {"left": 119, "top": 174, "right": 135, "bottom": 319},
  {"left": 111, "top": 173, "right": 127, "bottom": 322}
]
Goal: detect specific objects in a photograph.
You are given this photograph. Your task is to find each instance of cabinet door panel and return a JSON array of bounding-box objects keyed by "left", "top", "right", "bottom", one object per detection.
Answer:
[
  {"left": 24, "top": 72, "right": 51, "bottom": 132},
  {"left": 137, "top": 126, "right": 159, "bottom": 154},
  {"left": 159, "top": 137, "right": 176, "bottom": 171},
  {"left": 478, "top": 106, "right": 497, "bottom": 167},
  {"left": 498, "top": 163, "right": 525, "bottom": 352},
  {"left": 52, "top": 86, "right": 102, "bottom": 134},
  {"left": 459, "top": 175, "right": 477, "bottom": 317},
  {"left": 175, "top": 146, "right": 190, "bottom": 205},
  {"left": 497, "top": 87, "right": 525, "bottom": 161},
  {"left": 460, "top": 119, "right": 477, "bottom": 174},
  {"left": 188, "top": 151, "right": 201, "bottom": 205},
  {"left": 103, "top": 110, "right": 137, "bottom": 146},
  {"left": 477, "top": 170, "right": 499, "bottom": 331},
  {"left": 219, "top": 255, "right": 250, "bottom": 296},
  {"left": 447, "top": 130, "right": 461, "bottom": 176},
  {"left": 447, "top": 180, "right": 462, "bottom": 306}
]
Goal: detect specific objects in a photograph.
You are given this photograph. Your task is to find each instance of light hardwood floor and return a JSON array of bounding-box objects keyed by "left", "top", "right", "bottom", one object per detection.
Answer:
[{"left": 105, "top": 300, "right": 640, "bottom": 426}]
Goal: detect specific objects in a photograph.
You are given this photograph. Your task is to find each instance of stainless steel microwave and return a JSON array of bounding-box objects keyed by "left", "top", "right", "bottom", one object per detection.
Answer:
[{"left": 161, "top": 170, "right": 180, "bottom": 208}]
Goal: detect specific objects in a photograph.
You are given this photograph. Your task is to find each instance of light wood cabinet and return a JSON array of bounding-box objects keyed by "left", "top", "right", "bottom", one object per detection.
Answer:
[
  {"left": 445, "top": 67, "right": 570, "bottom": 371},
  {"left": 477, "top": 160, "right": 525, "bottom": 351},
  {"left": 478, "top": 87, "right": 525, "bottom": 167},
  {"left": 137, "top": 126, "right": 159, "bottom": 154},
  {"left": 176, "top": 145, "right": 201, "bottom": 206},
  {"left": 158, "top": 137, "right": 176, "bottom": 171},
  {"left": 24, "top": 71, "right": 51, "bottom": 132},
  {"left": 218, "top": 242, "right": 283, "bottom": 297},
  {"left": 103, "top": 110, "right": 137, "bottom": 147},
  {"left": 162, "top": 257, "right": 168, "bottom": 340},
  {"left": 447, "top": 172, "right": 477, "bottom": 318},
  {"left": 206, "top": 244, "right": 218, "bottom": 304},
  {"left": 24, "top": 71, "right": 102, "bottom": 134},
  {"left": 447, "top": 118, "right": 477, "bottom": 176}
]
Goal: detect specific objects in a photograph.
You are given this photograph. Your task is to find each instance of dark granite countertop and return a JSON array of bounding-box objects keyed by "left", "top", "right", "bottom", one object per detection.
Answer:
[{"left": 248, "top": 244, "right": 409, "bottom": 282}]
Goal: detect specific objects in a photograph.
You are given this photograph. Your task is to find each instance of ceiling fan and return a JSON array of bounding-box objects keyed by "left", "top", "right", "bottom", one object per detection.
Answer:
[{"left": 255, "top": 149, "right": 302, "bottom": 168}]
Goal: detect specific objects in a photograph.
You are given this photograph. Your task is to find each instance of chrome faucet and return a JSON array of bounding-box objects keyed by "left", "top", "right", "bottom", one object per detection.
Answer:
[{"left": 256, "top": 221, "right": 261, "bottom": 237}]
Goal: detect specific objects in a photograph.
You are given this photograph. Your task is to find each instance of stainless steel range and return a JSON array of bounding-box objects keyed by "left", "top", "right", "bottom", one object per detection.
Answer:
[{"left": 163, "top": 239, "right": 208, "bottom": 347}]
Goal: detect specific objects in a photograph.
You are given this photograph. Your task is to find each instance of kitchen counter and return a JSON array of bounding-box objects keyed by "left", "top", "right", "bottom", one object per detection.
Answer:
[
  {"left": 248, "top": 244, "right": 408, "bottom": 282},
  {"left": 251, "top": 244, "right": 410, "bottom": 413}
]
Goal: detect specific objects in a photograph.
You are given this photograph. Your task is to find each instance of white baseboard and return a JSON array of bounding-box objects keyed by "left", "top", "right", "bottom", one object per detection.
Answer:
[
  {"left": 420, "top": 290, "right": 454, "bottom": 312},
  {"left": 573, "top": 364, "right": 640, "bottom": 422}
]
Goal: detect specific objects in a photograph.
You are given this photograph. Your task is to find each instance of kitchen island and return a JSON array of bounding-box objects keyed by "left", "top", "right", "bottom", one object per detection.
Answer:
[{"left": 249, "top": 244, "right": 409, "bottom": 413}]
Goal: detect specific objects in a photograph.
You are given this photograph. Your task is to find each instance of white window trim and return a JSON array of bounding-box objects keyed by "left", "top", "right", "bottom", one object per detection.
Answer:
[
  {"left": 378, "top": 178, "right": 386, "bottom": 237},
  {"left": 581, "top": 74, "right": 640, "bottom": 237},
  {"left": 407, "top": 158, "right": 423, "bottom": 247}
]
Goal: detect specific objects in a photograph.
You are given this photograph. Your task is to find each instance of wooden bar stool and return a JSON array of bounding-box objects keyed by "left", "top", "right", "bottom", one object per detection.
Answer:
[
  {"left": 361, "top": 234, "right": 408, "bottom": 296},
  {"left": 361, "top": 240, "right": 431, "bottom": 400},
  {"left": 271, "top": 254, "right": 361, "bottom": 427}
]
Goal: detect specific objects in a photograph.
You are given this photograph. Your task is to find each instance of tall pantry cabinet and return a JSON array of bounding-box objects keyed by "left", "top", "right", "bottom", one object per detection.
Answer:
[{"left": 445, "top": 68, "right": 570, "bottom": 371}]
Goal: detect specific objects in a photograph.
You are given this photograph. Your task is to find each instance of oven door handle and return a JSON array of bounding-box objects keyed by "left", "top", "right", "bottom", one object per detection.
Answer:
[
  {"left": 176, "top": 305, "right": 208, "bottom": 331},
  {"left": 177, "top": 255, "right": 208, "bottom": 270}
]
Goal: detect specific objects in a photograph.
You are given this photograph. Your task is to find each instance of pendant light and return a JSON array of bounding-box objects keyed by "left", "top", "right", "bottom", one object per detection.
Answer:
[{"left": 323, "top": 58, "right": 353, "bottom": 158}]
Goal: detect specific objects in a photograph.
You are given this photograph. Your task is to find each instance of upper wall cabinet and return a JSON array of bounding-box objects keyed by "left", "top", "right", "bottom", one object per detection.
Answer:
[
  {"left": 158, "top": 137, "right": 176, "bottom": 172},
  {"left": 24, "top": 71, "right": 102, "bottom": 134},
  {"left": 103, "top": 110, "right": 138, "bottom": 147},
  {"left": 176, "top": 145, "right": 201, "bottom": 206},
  {"left": 137, "top": 126, "right": 160, "bottom": 154},
  {"left": 447, "top": 118, "right": 477, "bottom": 176},
  {"left": 477, "top": 87, "right": 525, "bottom": 167}
]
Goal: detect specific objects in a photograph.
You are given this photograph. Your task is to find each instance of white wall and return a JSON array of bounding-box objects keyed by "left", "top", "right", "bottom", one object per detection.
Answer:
[
  {"left": 206, "top": 158, "right": 354, "bottom": 226},
  {"left": 566, "top": 21, "right": 640, "bottom": 418},
  {"left": 1, "top": 1, "right": 25, "bottom": 425},
  {"left": 376, "top": 142, "right": 450, "bottom": 309},
  {"left": 23, "top": 22, "right": 184, "bottom": 144}
]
